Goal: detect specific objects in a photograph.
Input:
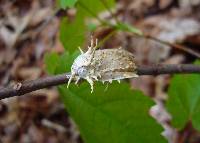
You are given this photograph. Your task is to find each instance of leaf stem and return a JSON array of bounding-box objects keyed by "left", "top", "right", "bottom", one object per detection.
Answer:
[
  {"left": 77, "top": 1, "right": 109, "bottom": 26},
  {"left": 97, "top": 30, "right": 117, "bottom": 49},
  {"left": 141, "top": 34, "right": 200, "bottom": 58},
  {"left": 99, "top": 0, "right": 120, "bottom": 24}
]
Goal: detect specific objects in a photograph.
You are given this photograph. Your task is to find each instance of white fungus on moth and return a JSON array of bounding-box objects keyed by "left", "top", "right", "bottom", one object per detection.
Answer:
[{"left": 67, "top": 37, "right": 138, "bottom": 92}]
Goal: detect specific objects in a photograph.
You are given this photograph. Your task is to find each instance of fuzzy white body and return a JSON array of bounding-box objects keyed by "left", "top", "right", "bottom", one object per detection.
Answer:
[{"left": 67, "top": 39, "right": 138, "bottom": 92}]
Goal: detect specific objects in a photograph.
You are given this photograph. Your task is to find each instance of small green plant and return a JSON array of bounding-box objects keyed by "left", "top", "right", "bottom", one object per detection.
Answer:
[
  {"left": 166, "top": 61, "right": 200, "bottom": 131},
  {"left": 44, "top": 0, "right": 200, "bottom": 143}
]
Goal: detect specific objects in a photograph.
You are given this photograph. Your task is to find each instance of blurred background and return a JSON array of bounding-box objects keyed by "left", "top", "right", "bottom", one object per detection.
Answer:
[{"left": 0, "top": 0, "right": 200, "bottom": 143}]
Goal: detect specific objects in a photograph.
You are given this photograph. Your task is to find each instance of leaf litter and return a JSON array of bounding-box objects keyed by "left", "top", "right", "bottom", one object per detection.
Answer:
[{"left": 1, "top": 0, "right": 200, "bottom": 143}]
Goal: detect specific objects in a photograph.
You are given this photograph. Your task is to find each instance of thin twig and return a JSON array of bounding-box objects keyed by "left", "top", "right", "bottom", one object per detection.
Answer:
[
  {"left": 143, "top": 34, "right": 200, "bottom": 58},
  {"left": 77, "top": 1, "right": 109, "bottom": 26},
  {"left": 33, "top": 6, "right": 200, "bottom": 58},
  {"left": 99, "top": 0, "right": 120, "bottom": 24},
  {"left": 0, "top": 64, "right": 200, "bottom": 100},
  {"left": 97, "top": 29, "right": 116, "bottom": 49}
]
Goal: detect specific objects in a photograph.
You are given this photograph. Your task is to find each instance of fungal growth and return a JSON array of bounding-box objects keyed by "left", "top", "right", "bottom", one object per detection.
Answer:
[{"left": 67, "top": 38, "right": 138, "bottom": 92}]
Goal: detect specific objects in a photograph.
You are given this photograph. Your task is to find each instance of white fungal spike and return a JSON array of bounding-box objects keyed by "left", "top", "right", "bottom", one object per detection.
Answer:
[
  {"left": 67, "top": 36, "right": 138, "bottom": 92},
  {"left": 117, "top": 80, "right": 121, "bottom": 83},
  {"left": 95, "top": 38, "right": 98, "bottom": 48},
  {"left": 78, "top": 47, "right": 84, "bottom": 54},
  {"left": 84, "top": 37, "right": 96, "bottom": 65},
  {"left": 104, "top": 83, "right": 109, "bottom": 92},
  {"left": 67, "top": 73, "right": 75, "bottom": 88},
  {"left": 86, "top": 77, "right": 94, "bottom": 93},
  {"left": 75, "top": 77, "right": 80, "bottom": 85}
]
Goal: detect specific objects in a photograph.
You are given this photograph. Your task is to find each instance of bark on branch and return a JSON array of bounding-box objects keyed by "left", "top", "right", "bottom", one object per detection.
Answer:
[{"left": 0, "top": 64, "right": 200, "bottom": 100}]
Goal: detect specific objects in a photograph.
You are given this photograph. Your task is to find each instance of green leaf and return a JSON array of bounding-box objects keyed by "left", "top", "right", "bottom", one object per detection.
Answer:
[
  {"left": 44, "top": 52, "right": 59, "bottom": 75},
  {"left": 58, "top": 0, "right": 78, "bottom": 9},
  {"left": 59, "top": 0, "right": 116, "bottom": 53},
  {"left": 115, "top": 23, "right": 143, "bottom": 35},
  {"left": 55, "top": 51, "right": 79, "bottom": 74},
  {"left": 166, "top": 63, "right": 200, "bottom": 131},
  {"left": 44, "top": 50, "right": 79, "bottom": 75},
  {"left": 59, "top": 82, "right": 167, "bottom": 143},
  {"left": 87, "top": 23, "right": 98, "bottom": 31},
  {"left": 59, "top": 16, "right": 85, "bottom": 53},
  {"left": 77, "top": 0, "right": 115, "bottom": 18}
]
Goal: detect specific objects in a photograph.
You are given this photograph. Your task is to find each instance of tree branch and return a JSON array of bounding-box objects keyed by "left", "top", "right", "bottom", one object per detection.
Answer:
[{"left": 0, "top": 64, "right": 200, "bottom": 100}]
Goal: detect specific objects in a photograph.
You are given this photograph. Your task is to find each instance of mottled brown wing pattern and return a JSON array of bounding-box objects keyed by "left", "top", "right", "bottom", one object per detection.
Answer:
[
  {"left": 67, "top": 38, "right": 138, "bottom": 92},
  {"left": 91, "top": 49, "right": 137, "bottom": 81}
]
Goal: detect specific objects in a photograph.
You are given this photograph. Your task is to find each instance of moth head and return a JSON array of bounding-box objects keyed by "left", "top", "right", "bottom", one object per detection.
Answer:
[
  {"left": 72, "top": 38, "right": 98, "bottom": 76},
  {"left": 67, "top": 37, "right": 97, "bottom": 88},
  {"left": 71, "top": 54, "right": 91, "bottom": 77},
  {"left": 67, "top": 54, "right": 91, "bottom": 88}
]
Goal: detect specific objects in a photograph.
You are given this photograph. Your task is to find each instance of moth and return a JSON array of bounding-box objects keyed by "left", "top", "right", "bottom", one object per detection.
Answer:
[{"left": 67, "top": 38, "right": 138, "bottom": 92}]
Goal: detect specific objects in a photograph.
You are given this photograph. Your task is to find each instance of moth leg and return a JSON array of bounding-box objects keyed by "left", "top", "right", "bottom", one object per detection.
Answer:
[
  {"left": 75, "top": 77, "right": 81, "bottom": 85},
  {"left": 86, "top": 77, "right": 94, "bottom": 93},
  {"left": 78, "top": 47, "right": 84, "bottom": 54},
  {"left": 67, "top": 73, "right": 75, "bottom": 88},
  {"left": 104, "top": 83, "right": 109, "bottom": 92},
  {"left": 117, "top": 80, "right": 121, "bottom": 83}
]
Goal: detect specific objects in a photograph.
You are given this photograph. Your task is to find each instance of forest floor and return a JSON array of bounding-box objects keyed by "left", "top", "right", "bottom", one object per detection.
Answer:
[{"left": 0, "top": 0, "right": 200, "bottom": 143}]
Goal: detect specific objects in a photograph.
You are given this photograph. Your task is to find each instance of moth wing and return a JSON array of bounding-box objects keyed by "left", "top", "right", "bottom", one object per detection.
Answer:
[
  {"left": 93, "top": 49, "right": 137, "bottom": 72},
  {"left": 99, "top": 71, "right": 138, "bottom": 81}
]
